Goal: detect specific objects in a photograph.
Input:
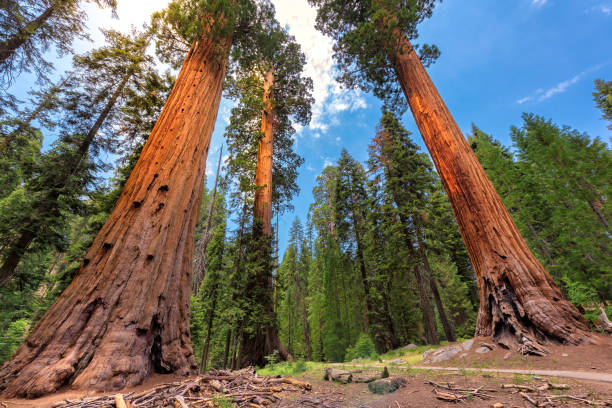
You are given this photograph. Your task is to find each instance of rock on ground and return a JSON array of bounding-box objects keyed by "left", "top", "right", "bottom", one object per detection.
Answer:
[{"left": 368, "top": 377, "right": 408, "bottom": 395}]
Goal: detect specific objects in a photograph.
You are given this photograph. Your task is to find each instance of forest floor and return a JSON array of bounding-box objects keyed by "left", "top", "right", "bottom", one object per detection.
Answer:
[{"left": 1, "top": 334, "right": 611, "bottom": 407}]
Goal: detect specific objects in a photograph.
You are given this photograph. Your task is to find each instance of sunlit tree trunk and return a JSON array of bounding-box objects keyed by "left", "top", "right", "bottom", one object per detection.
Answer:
[
  {"left": 0, "top": 33, "right": 231, "bottom": 398},
  {"left": 390, "top": 31, "right": 590, "bottom": 347},
  {"left": 239, "top": 67, "right": 291, "bottom": 367}
]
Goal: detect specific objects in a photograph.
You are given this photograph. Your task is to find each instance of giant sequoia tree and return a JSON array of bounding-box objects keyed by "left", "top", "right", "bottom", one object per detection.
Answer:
[
  {"left": 0, "top": 0, "right": 260, "bottom": 398},
  {"left": 223, "top": 12, "right": 312, "bottom": 367},
  {"left": 308, "top": 0, "right": 591, "bottom": 347}
]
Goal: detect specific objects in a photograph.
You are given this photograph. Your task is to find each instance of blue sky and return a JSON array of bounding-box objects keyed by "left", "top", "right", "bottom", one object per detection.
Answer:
[{"left": 8, "top": 0, "right": 612, "bottom": 257}]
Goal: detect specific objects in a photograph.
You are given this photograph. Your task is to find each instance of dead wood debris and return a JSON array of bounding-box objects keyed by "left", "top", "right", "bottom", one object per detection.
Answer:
[
  {"left": 428, "top": 379, "right": 612, "bottom": 407},
  {"left": 51, "top": 368, "right": 315, "bottom": 408},
  {"left": 426, "top": 380, "right": 495, "bottom": 401}
]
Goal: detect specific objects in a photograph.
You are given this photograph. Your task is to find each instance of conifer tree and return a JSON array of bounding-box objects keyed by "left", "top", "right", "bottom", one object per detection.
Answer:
[
  {"left": 471, "top": 119, "right": 611, "bottom": 304},
  {"left": 309, "top": 0, "right": 590, "bottom": 347},
  {"left": 0, "top": 29, "right": 156, "bottom": 287},
  {"left": 222, "top": 8, "right": 312, "bottom": 367},
  {"left": 0, "top": 0, "right": 117, "bottom": 86}
]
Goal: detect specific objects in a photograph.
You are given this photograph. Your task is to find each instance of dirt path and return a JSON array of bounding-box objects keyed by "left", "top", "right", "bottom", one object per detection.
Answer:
[{"left": 412, "top": 366, "right": 612, "bottom": 383}]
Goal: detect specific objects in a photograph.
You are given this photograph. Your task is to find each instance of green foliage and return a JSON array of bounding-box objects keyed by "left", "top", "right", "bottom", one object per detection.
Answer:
[
  {"left": 470, "top": 115, "right": 611, "bottom": 305},
  {"left": 0, "top": 0, "right": 116, "bottom": 88},
  {"left": 307, "top": 0, "right": 439, "bottom": 112},
  {"left": 345, "top": 333, "right": 377, "bottom": 361},
  {"left": 0, "top": 319, "right": 30, "bottom": 364},
  {"left": 593, "top": 79, "right": 612, "bottom": 130}
]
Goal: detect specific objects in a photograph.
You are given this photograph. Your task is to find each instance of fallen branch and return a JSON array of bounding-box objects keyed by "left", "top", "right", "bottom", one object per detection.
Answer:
[{"left": 51, "top": 368, "right": 310, "bottom": 408}]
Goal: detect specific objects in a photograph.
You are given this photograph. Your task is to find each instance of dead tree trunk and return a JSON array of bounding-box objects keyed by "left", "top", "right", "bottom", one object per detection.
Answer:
[
  {"left": 239, "top": 67, "right": 290, "bottom": 367},
  {"left": 0, "top": 34, "right": 231, "bottom": 398},
  {"left": 390, "top": 31, "right": 590, "bottom": 347},
  {"left": 193, "top": 146, "right": 223, "bottom": 294}
]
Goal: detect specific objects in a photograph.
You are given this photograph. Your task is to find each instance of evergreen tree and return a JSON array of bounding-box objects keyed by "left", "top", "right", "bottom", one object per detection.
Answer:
[
  {"left": 0, "top": 29, "right": 157, "bottom": 287},
  {"left": 471, "top": 117, "right": 611, "bottom": 304},
  {"left": 0, "top": 0, "right": 265, "bottom": 395},
  {"left": 0, "top": 0, "right": 117, "bottom": 87}
]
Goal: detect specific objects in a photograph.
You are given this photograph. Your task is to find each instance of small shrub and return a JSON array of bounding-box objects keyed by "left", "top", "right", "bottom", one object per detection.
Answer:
[{"left": 344, "top": 333, "right": 377, "bottom": 362}]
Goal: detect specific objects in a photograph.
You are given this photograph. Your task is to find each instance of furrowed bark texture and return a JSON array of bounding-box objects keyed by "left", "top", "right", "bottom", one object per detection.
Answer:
[
  {"left": 253, "top": 68, "right": 275, "bottom": 236},
  {"left": 390, "top": 32, "right": 590, "bottom": 346},
  {"left": 0, "top": 34, "right": 230, "bottom": 398},
  {"left": 239, "top": 68, "right": 291, "bottom": 367}
]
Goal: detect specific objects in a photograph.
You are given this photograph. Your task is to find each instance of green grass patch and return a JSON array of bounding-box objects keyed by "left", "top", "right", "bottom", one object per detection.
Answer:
[{"left": 256, "top": 361, "right": 324, "bottom": 377}]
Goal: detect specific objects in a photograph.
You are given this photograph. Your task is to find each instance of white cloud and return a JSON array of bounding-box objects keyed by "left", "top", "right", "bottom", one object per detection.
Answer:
[
  {"left": 531, "top": 0, "right": 547, "bottom": 7},
  {"left": 84, "top": 0, "right": 171, "bottom": 40},
  {"left": 538, "top": 71, "right": 586, "bottom": 101},
  {"left": 272, "top": 0, "right": 366, "bottom": 137},
  {"left": 517, "top": 64, "right": 604, "bottom": 104},
  {"left": 517, "top": 96, "right": 532, "bottom": 104},
  {"left": 585, "top": 4, "right": 612, "bottom": 15},
  {"left": 323, "top": 157, "right": 333, "bottom": 168}
]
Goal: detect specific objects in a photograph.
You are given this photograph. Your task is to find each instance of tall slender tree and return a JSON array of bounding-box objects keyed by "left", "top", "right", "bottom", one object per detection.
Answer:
[
  {"left": 309, "top": 0, "right": 590, "bottom": 348},
  {"left": 0, "top": 29, "right": 155, "bottom": 287},
  {"left": 0, "top": 0, "right": 117, "bottom": 86},
  {"left": 0, "top": 0, "right": 261, "bottom": 397}
]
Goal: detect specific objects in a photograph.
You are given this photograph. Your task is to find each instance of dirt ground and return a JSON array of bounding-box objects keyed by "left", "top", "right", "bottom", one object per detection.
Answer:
[
  {"left": 278, "top": 369, "right": 612, "bottom": 407},
  {"left": 2, "top": 336, "right": 611, "bottom": 407},
  {"left": 422, "top": 334, "right": 612, "bottom": 374}
]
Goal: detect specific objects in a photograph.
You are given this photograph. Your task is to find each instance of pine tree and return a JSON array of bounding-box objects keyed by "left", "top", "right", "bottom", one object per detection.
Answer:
[
  {"left": 308, "top": 0, "right": 590, "bottom": 347},
  {"left": 0, "top": 0, "right": 117, "bottom": 87},
  {"left": 0, "top": 29, "right": 156, "bottom": 287}
]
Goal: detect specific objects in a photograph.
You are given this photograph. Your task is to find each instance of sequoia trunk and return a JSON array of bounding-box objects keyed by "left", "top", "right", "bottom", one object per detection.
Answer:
[
  {"left": 253, "top": 68, "right": 275, "bottom": 235},
  {"left": 0, "top": 34, "right": 231, "bottom": 398},
  {"left": 390, "top": 32, "right": 590, "bottom": 347},
  {"left": 239, "top": 67, "right": 290, "bottom": 367}
]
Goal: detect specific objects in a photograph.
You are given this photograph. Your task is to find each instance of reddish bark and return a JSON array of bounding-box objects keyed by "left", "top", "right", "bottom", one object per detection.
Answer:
[
  {"left": 238, "top": 67, "right": 291, "bottom": 367},
  {"left": 0, "top": 34, "right": 231, "bottom": 398},
  {"left": 253, "top": 68, "right": 275, "bottom": 235},
  {"left": 390, "top": 31, "right": 591, "bottom": 347}
]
